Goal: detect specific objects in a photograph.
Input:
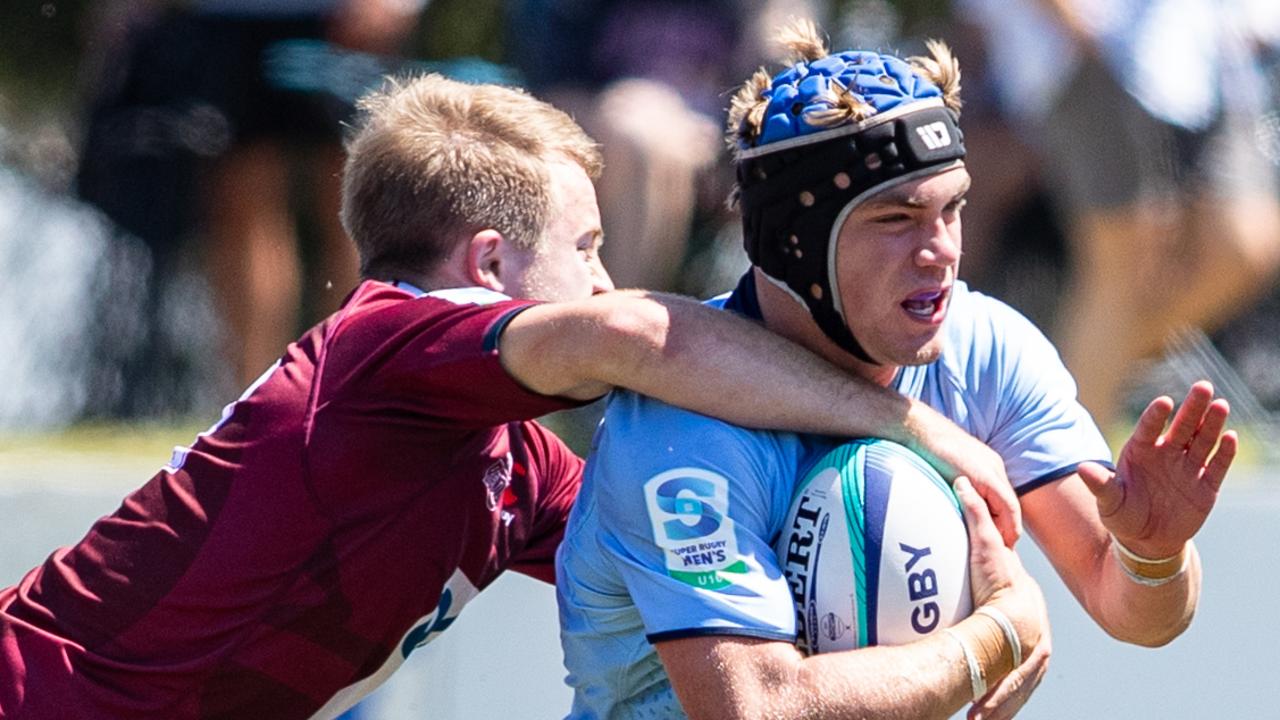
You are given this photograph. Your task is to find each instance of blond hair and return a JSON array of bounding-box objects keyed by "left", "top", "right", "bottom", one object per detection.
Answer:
[
  {"left": 727, "top": 18, "right": 963, "bottom": 154},
  {"left": 341, "top": 74, "right": 602, "bottom": 278}
]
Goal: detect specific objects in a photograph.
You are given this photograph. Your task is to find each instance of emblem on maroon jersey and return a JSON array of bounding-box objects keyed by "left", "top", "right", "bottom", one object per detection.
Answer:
[{"left": 482, "top": 453, "right": 514, "bottom": 511}]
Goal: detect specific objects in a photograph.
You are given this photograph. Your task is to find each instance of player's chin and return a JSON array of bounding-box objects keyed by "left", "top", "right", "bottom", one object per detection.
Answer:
[{"left": 902, "top": 337, "right": 945, "bottom": 367}]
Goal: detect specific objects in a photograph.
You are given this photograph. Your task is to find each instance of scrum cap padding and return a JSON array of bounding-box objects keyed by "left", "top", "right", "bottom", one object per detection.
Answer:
[
  {"left": 754, "top": 51, "right": 946, "bottom": 147},
  {"left": 736, "top": 100, "right": 965, "bottom": 362}
]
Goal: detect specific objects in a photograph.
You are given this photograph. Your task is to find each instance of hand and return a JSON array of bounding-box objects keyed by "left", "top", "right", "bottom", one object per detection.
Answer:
[
  {"left": 955, "top": 477, "right": 1043, "bottom": 660},
  {"left": 1078, "top": 381, "right": 1236, "bottom": 559},
  {"left": 969, "top": 600, "right": 1051, "bottom": 720},
  {"left": 907, "top": 403, "right": 1021, "bottom": 547}
]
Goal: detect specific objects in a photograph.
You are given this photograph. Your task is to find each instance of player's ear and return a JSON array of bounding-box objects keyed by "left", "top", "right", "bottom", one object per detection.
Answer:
[{"left": 466, "top": 229, "right": 510, "bottom": 292}]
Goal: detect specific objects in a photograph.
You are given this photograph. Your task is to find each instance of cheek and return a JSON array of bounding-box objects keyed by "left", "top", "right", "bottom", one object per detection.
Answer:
[
  {"left": 539, "top": 250, "right": 596, "bottom": 300},
  {"left": 836, "top": 252, "right": 889, "bottom": 306}
]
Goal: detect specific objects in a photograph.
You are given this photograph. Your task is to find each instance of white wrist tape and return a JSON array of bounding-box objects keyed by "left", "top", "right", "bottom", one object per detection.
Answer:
[
  {"left": 1111, "top": 537, "right": 1188, "bottom": 587},
  {"left": 974, "top": 605, "right": 1022, "bottom": 669},
  {"left": 943, "top": 628, "right": 986, "bottom": 701},
  {"left": 1109, "top": 533, "right": 1184, "bottom": 565}
]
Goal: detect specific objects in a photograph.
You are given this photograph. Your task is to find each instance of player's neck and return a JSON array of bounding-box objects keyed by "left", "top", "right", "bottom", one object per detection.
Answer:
[
  {"left": 754, "top": 269, "right": 897, "bottom": 387},
  {"left": 374, "top": 264, "right": 478, "bottom": 295}
]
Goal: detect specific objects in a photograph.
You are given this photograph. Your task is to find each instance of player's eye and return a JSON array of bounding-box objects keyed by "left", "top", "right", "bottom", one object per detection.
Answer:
[{"left": 872, "top": 213, "right": 912, "bottom": 225}]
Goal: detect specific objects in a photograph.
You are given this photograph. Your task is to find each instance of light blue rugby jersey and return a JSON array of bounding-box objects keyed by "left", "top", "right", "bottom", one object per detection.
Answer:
[{"left": 556, "top": 274, "right": 1112, "bottom": 720}]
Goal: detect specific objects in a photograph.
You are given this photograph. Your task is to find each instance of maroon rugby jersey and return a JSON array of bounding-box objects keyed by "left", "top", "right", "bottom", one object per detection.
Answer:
[{"left": 0, "top": 281, "right": 585, "bottom": 719}]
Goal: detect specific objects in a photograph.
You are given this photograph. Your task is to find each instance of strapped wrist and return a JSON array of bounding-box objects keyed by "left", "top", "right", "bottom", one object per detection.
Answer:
[
  {"left": 943, "top": 628, "right": 986, "bottom": 701},
  {"left": 1110, "top": 534, "right": 1188, "bottom": 586},
  {"left": 974, "top": 605, "right": 1022, "bottom": 669}
]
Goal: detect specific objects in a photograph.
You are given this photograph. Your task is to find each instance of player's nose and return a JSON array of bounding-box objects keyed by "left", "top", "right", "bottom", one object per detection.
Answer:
[{"left": 590, "top": 258, "right": 615, "bottom": 294}]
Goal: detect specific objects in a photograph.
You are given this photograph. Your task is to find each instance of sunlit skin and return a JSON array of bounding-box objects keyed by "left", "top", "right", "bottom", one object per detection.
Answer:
[
  {"left": 503, "top": 159, "right": 614, "bottom": 302},
  {"left": 837, "top": 165, "right": 970, "bottom": 378},
  {"left": 759, "top": 165, "right": 971, "bottom": 387}
]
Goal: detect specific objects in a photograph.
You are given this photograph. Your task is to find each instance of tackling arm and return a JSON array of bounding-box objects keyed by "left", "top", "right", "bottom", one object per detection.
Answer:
[{"left": 499, "top": 290, "right": 1021, "bottom": 542}]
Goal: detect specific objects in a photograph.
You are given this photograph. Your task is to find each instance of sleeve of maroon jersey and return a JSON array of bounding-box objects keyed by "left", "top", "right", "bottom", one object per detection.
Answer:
[
  {"left": 326, "top": 290, "right": 589, "bottom": 427},
  {"left": 509, "top": 422, "right": 585, "bottom": 584}
]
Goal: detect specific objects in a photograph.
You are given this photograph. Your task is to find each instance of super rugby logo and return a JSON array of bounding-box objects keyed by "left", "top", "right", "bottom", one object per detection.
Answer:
[{"left": 644, "top": 468, "right": 747, "bottom": 591}]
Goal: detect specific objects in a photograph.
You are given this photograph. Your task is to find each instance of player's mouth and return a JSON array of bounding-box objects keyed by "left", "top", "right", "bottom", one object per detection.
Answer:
[{"left": 901, "top": 285, "right": 950, "bottom": 324}]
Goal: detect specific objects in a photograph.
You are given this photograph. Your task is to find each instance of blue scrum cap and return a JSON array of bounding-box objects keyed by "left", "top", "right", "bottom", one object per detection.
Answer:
[{"left": 733, "top": 45, "right": 966, "bottom": 364}]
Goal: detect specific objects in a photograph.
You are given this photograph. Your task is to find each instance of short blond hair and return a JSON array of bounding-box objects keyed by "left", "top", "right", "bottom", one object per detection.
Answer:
[{"left": 341, "top": 74, "right": 602, "bottom": 278}]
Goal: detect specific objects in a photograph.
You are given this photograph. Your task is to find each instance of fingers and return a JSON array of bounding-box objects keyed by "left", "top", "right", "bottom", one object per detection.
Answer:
[
  {"left": 958, "top": 475, "right": 1022, "bottom": 608},
  {"left": 1186, "top": 398, "right": 1230, "bottom": 466},
  {"left": 1163, "top": 381, "right": 1215, "bottom": 449},
  {"left": 972, "top": 475, "right": 1023, "bottom": 548},
  {"left": 1203, "top": 430, "right": 1238, "bottom": 492},
  {"left": 1075, "top": 461, "right": 1122, "bottom": 518},
  {"left": 1131, "top": 394, "right": 1176, "bottom": 445},
  {"left": 955, "top": 476, "right": 1004, "bottom": 550},
  {"left": 968, "top": 644, "right": 1050, "bottom": 720}
]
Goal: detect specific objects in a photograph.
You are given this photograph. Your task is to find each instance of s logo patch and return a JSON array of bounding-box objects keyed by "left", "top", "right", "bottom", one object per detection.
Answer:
[
  {"left": 653, "top": 475, "right": 724, "bottom": 540},
  {"left": 644, "top": 468, "right": 747, "bottom": 590}
]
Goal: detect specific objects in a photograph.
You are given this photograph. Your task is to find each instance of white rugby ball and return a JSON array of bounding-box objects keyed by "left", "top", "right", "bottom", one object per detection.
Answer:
[{"left": 774, "top": 438, "right": 972, "bottom": 654}]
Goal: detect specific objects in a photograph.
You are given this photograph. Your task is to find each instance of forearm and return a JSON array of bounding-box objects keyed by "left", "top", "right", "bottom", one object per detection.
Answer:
[
  {"left": 512, "top": 290, "right": 916, "bottom": 435},
  {"left": 504, "top": 289, "right": 1020, "bottom": 538},
  {"left": 613, "top": 299, "right": 1011, "bottom": 529},
  {"left": 645, "top": 295, "right": 914, "bottom": 435},
  {"left": 1085, "top": 539, "right": 1201, "bottom": 647},
  {"left": 788, "top": 641, "right": 966, "bottom": 720},
  {"left": 664, "top": 614, "right": 1017, "bottom": 720},
  {"left": 1025, "top": 479, "right": 1202, "bottom": 648}
]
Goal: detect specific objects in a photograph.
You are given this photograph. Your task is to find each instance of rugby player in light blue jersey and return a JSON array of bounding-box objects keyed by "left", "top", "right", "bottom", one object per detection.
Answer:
[{"left": 557, "top": 19, "right": 1237, "bottom": 720}]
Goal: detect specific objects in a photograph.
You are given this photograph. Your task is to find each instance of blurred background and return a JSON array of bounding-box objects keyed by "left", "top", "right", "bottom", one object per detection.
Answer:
[{"left": 2, "top": 0, "right": 1279, "bottom": 717}]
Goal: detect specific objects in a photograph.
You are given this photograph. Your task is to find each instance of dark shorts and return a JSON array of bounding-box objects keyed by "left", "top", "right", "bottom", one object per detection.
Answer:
[
  {"left": 109, "top": 11, "right": 348, "bottom": 145},
  {"left": 76, "top": 10, "right": 349, "bottom": 249},
  {"left": 1038, "top": 55, "right": 1275, "bottom": 213}
]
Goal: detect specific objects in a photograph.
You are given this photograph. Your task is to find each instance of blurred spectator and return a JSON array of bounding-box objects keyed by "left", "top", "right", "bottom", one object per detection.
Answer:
[
  {"left": 76, "top": 0, "right": 424, "bottom": 409},
  {"left": 957, "top": 0, "right": 1280, "bottom": 428},
  {"left": 505, "top": 0, "right": 814, "bottom": 293}
]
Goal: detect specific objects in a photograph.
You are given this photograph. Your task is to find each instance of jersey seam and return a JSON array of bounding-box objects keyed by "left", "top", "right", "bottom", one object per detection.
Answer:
[
  {"left": 1016, "top": 460, "right": 1115, "bottom": 496},
  {"left": 645, "top": 626, "right": 796, "bottom": 644}
]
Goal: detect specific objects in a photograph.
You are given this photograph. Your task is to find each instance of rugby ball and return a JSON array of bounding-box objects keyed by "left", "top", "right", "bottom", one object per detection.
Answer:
[{"left": 774, "top": 438, "right": 971, "bottom": 654}]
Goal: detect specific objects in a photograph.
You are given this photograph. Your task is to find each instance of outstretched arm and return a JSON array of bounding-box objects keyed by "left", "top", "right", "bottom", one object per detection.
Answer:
[
  {"left": 1022, "top": 381, "right": 1234, "bottom": 646},
  {"left": 499, "top": 290, "right": 1020, "bottom": 542}
]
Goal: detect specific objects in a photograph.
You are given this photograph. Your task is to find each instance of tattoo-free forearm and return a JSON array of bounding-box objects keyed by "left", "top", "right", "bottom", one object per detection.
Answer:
[
  {"left": 504, "top": 290, "right": 919, "bottom": 436},
  {"left": 1089, "top": 540, "right": 1200, "bottom": 647}
]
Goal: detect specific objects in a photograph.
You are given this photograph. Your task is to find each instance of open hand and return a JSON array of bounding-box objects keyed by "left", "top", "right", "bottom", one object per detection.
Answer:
[{"left": 1077, "top": 381, "right": 1236, "bottom": 559}]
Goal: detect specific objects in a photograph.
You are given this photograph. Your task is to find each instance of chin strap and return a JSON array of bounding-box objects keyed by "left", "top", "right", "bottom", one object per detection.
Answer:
[{"left": 737, "top": 101, "right": 965, "bottom": 363}]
